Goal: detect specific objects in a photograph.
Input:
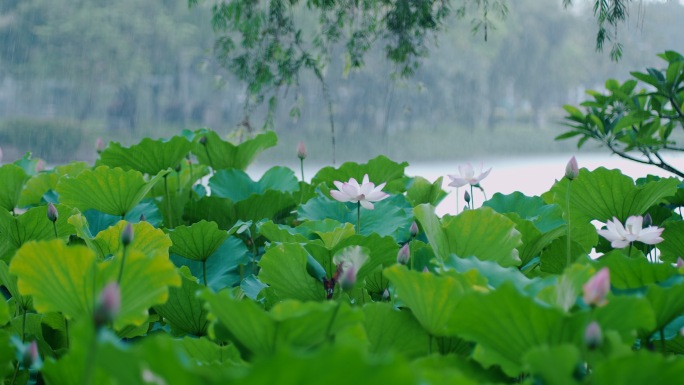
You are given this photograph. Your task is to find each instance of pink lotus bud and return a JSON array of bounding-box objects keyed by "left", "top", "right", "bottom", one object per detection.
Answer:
[
  {"left": 422, "top": 266, "right": 429, "bottom": 273},
  {"left": 121, "top": 223, "right": 134, "bottom": 246},
  {"left": 47, "top": 202, "right": 58, "bottom": 223},
  {"left": 21, "top": 340, "right": 40, "bottom": 368},
  {"left": 94, "top": 282, "right": 121, "bottom": 327},
  {"left": 584, "top": 321, "right": 603, "bottom": 350},
  {"left": 582, "top": 267, "right": 610, "bottom": 307},
  {"left": 643, "top": 213, "right": 653, "bottom": 228},
  {"left": 677, "top": 257, "right": 684, "bottom": 269},
  {"left": 397, "top": 243, "right": 410, "bottom": 265},
  {"left": 95, "top": 137, "right": 105, "bottom": 153},
  {"left": 464, "top": 190, "right": 471, "bottom": 204},
  {"left": 34, "top": 159, "right": 45, "bottom": 173},
  {"left": 297, "top": 141, "right": 307, "bottom": 160},
  {"left": 409, "top": 221, "right": 419, "bottom": 238},
  {"left": 338, "top": 266, "right": 358, "bottom": 292},
  {"left": 565, "top": 156, "right": 579, "bottom": 180}
]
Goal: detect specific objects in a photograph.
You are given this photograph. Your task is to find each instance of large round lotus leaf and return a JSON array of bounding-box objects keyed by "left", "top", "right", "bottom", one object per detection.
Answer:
[
  {"left": 0, "top": 204, "right": 77, "bottom": 261},
  {"left": 154, "top": 266, "right": 210, "bottom": 336},
  {"left": 658, "top": 221, "right": 684, "bottom": 263},
  {"left": 258, "top": 243, "right": 325, "bottom": 302},
  {"left": 547, "top": 167, "right": 678, "bottom": 223},
  {"left": 593, "top": 250, "right": 676, "bottom": 289},
  {"left": 192, "top": 130, "right": 277, "bottom": 171},
  {"left": 10, "top": 240, "right": 97, "bottom": 320},
  {"left": 209, "top": 166, "right": 299, "bottom": 202},
  {"left": 97, "top": 135, "right": 192, "bottom": 175},
  {"left": 0, "top": 164, "right": 28, "bottom": 211},
  {"left": 384, "top": 265, "right": 469, "bottom": 336},
  {"left": 363, "top": 302, "right": 429, "bottom": 358},
  {"left": 57, "top": 166, "right": 166, "bottom": 217},
  {"left": 72, "top": 219, "right": 172, "bottom": 261},
  {"left": 592, "top": 351, "right": 684, "bottom": 385},
  {"left": 169, "top": 220, "right": 229, "bottom": 262},
  {"left": 405, "top": 176, "right": 448, "bottom": 208},
  {"left": 311, "top": 155, "right": 409, "bottom": 194},
  {"left": 17, "top": 171, "right": 58, "bottom": 207},
  {"left": 484, "top": 192, "right": 565, "bottom": 232}
]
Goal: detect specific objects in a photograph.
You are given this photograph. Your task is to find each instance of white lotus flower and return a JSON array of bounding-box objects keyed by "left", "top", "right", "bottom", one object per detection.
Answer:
[
  {"left": 597, "top": 216, "right": 664, "bottom": 249},
  {"left": 333, "top": 246, "right": 369, "bottom": 291},
  {"left": 447, "top": 163, "right": 491, "bottom": 188},
  {"left": 330, "top": 174, "right": 389, "bottom": 210}
]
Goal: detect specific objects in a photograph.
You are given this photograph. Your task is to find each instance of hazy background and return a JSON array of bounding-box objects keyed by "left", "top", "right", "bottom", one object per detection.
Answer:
[{"left": 1, "top": 0, "right": 683, "bottom": 167}]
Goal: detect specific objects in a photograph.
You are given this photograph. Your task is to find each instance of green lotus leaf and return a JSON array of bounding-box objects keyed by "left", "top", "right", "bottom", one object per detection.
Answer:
[
  {"left": 101, "top": 248, "right": 181, "bottom": 330},
  {"left": 413, "top": 204, "right": 449, "bottom": 261},
  {"left": 57, "top": 166, "right": 167, "bottom": 217},
  {"left": 0, "top": 164, "right": 28, "bottom": 211},
  {"left": 228, "top": 344, "right": 416, "bottom": 385},
  {"left": 258, "top": 243, "right": 325, "bottom": 302},
  {"left": 17, "top": 171, "right": 58, "bottom": 207},
  {"left": 523, "top": 345, "right": 580, "bottom": 385},
  {"left": 258, "top": 221, "right": 314, "bottom": 244},
  {"left": 298, "top": 194, "right": 413, "bottom": 241},
  {"left": 169, "top": 220, "right": 229, "bottom": 262},
  {"left": 643, "top": 277, "right": 684, "bottom": 336},
  {"left": 484, "top": 192, "right": 566, "bottom": 232},
  {"left": 91, "top": 220, "right": 172, "bottom": 260},
  {"left": 234, "top": 190, "right": 296, "bottom": 224},
  {"left": 363, "top": 302, "right": 429, "bottom": 358},
  {"left": 446, "top": 283, "right": 580, "bottom": 376},
  {"left": 177, "top": 336, "right": 242, "bottom": 365},
  {"left": 539, "top": 236, "right": 589, "bottom": 274},
  {"left": 548, "top": 167, "right": 678, "bottom": 223},
  {"left": 153, "top": 266, "right": 209, "bottom": 336},
  {"left": 192, "top": 130, "right": 277, "bottom": 170},
  {"left": 592, "top": 351, "right": 684, "bottom": 385},
  {"left": 657, "top": 221, "right": 684, "bottom": 263},
  {"left": 200, "top": 289, "right": 276, "bottom": 356},
  {"left": 593, "top": 295, "right": 656, "bottom": 341},
  {"left": 335, "top": 234, "right": 400, "bottom": 284},
  {"left": 593, "top": 250, "right": 676, "bottom": 289},
  {"left": 312, "top": 222, "right": 356, "bottom": 249},
  {"left": 535, "top": 264, "right": 594, "bottom": 311},
  {"left": 311, "top": 155, "right": 409, "bottom": 194},
  {"left": 384, "top": 264, "right": 468, "bottom": 336},
  {"left": 0, "top": 261, "right": 31, "bottom": 310},
  {"left": 0, "top": 204, "right": 77, "bottom": 261},
  {"left": 54, "top": 161, "right": 91, "bottom": 177},
  {"left": 184, "top": 196, "right": 236, "bottom": 230},
  {"left": 411, "top": 355, "right": 508, "bottom": 385},
  {"left": 209, "top": 166, "right": 299, "bottom": 202},
  {"left": 443, "top": 255, "right": 537, "bottom": 294},
  {"left": 97, "top": 135, "right": 193, "bottom": 175},
  {"left": 406, "top": 176, "right": 448, "bottom": 207},
  {"left": 10, "top": 240, "right": 97, "bottom": 320},
  {"left": 149, "top": 161, "right": 210, "bottom": 197},
  {"left": 504, "top": 213, "right": 567, "bottom": 269}
]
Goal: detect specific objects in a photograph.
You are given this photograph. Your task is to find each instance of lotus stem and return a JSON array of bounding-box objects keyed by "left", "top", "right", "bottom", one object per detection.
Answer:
[
  {"left": 566, "top": 181, "right": 572, "bottom": 268},
  {"left": 356, "top": 202, "right": 361, "bottom": 235},
  {"left": 660, "top": 328, "right": 666, "bottom": 353},
  {"left": 470, "top": 185, "right": 475, "bottom": 209},
  {"left": 202, "top": 261, "right": 208, "bottom": 287},
  {"left": 628, "top": 242, "right": 633, "bottom": 259},
  {"left": 300, "top": 158, "right": 305, "bottom": 182},
  {"left": 164, "top": 174, "right": 173, "bottom": 228},
  {"left": 203, "top": 145, "right": 215, "bottom": 175},
  {"left": 117, "top": 246, "right": 128, "bottom": 284},
  {"left": 52, "top": 222, "right": 58, "bottom": 238},
  {"left": 324, "top": 300, "right": 341, "bottom": 341}
]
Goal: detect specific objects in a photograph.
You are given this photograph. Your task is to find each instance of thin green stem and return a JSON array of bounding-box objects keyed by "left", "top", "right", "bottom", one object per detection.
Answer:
[
  {"left": 566, "top": 182, "right": 572, "bottom": 268},
  {"left": 21, "top": 307, "right": 26, "bottom": 342},
  {"left": 203, "top": 146, "right": 215, "bottom": 175},
  {"left": 300, "top": 158, "right": 305, "bottom": 182},
  {"left": 628, "top": 242, "right": 633, "bottom": 258},
  {"left": 356, "top": 202, "right": 361, "bottom": 235},
  {"left": 660, "top": 328, "right": 666, "bottom": 353},
  {"left": 325, "top": 301, "right": 342, "bottom": 341},
  {"left": 117, "top": 246, "right": 128, "bottom": 284},
  {"left": 455, "top": 187, "right": 459, "bottom": 214},
  {"left": 470, "top": 185, "right": 475, "bottom": 209},
  {"left": 52, "top": 222, "right": 58, "bottom": 238},
  {"left": 9, "top": 363, "right": 20, "bottom": 385},
  {"left": 251, "top": 237, "right": 258, "bottom": 274},
  {"left": 202, "top": 261, "right": 208, "bottom": 287},
  {"left": 65, "top": 318, "right": 69, "bottom": 348},
  {"left": 164, "top": 174, "right": 173, "bottom": 228}
]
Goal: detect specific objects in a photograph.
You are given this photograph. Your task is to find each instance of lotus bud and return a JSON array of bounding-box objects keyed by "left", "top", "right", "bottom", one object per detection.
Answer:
[
  {"left": 297, "top": 141, "right": 307, "bottom": 160},
  {"left": 643, "top": 213, "right": 653, "bottom": 228},
  {"left": 21, "top": 340, "right": 40, "bottom": 369},
  {"left": 174, "top": 163, "right": 182, "bottom": 172},
  {"left": 582, "top": 267, "right": 610, "bottom": 307},
  {"left": 677, "top": 257, "right": 684, "bottom": 269},
  {"left": 397, "top": 243, "right": 410, "bottom": 265},
  {"left": 94, "top": 282, "right": 121, "bottom": 327},
  {"left": 382, "top": 289, "right": 390, "bottom": 300},
  {"left": 565, "top": 156, "right": 579, "bottom": 180},
  {"left": 35, "top": 159, "right": 45, "bottom": 173},
  {"left": 338, "top": 266, "right": 358, "bottom": 292},
  {"left": 95, "top": 137, "right": 105, "bottom": 153},
  {"left": 584, "top": 321, "right": 603, "bottom": 350},
  {"left": 199, "top": 136, "right": 208, "bottom": 146},
  {"left": 422, "top": 266, "right": 430, "bottom": 273},
  {"left": 139, "top": 213, "right": 146, "bottom": 222},
  {"left": 464, "top": 190, "right": 471, "bottom": 204},
  {"left": 409, "top": 221, "right": 419, "bottom": 238},
  {"left": 47, "top": 202, "right": 58, "bottom": 223},
  {"left": 121, "top": 223, "right": 134, "bottom": 247}
]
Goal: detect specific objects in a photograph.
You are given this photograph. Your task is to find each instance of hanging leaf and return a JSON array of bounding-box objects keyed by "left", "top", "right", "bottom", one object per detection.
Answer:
[
  {"left": 406, "top": 176, "right": 448, "bottom": 208},
  {"left": 57, "top": 166, "right": 167, "bottom": 217},
  {"left": 97, "top": 136, "right": 193, "bottom": 175},
  {"left": 169, "top": 220, "right": 229, "bottom": 262},
  {"left": 413, "top": 204, "right": 449, "bottom": 261},
  {"left": 209, "top": 166, "right": 299, "bottom": 202},
  {"left": 0, "top": 164, "right": 28, "bottom": 211},
  {"left": 592, "top": 351, "right": 684, "bottom": 385},
  {"left": 192, "top": 130, "right": 277, "bottom": 170}
]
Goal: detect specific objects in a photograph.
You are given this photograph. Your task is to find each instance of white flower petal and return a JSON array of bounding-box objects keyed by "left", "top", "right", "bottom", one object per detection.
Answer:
[
  {"left": 360, "top": 200, "right": 375, "bottom": 210},
  {"left": 638, "top": 226, "right": 664, "bottom": 245},
  {"left": 330, "top": 190, "right": 351, "bottom": 202}
]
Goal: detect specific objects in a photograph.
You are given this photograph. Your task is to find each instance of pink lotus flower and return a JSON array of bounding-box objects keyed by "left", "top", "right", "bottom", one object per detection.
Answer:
[
  {"left": 397, "top": 243, "right": 410, "bottom": 265},
  {"left": 447, "top": 163, "right": 491, "bottom": 188},
  {"left": 597, "top": 216, "right": 664, "bottom": 249},
  {"left": 584, "top": 321, "right": 603, "bottom": 349},
  {"left": 583, "top": 267, "right": 610, "bottom": 307},
  {"left": 333, "top": 246, "right": 369, "bottom": 291},
  {"left": 330, "top": 174, "right": 389, "bottom": 210},
  {"left": 94, "top": 282, "right": 121, "bottom": 327}
]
